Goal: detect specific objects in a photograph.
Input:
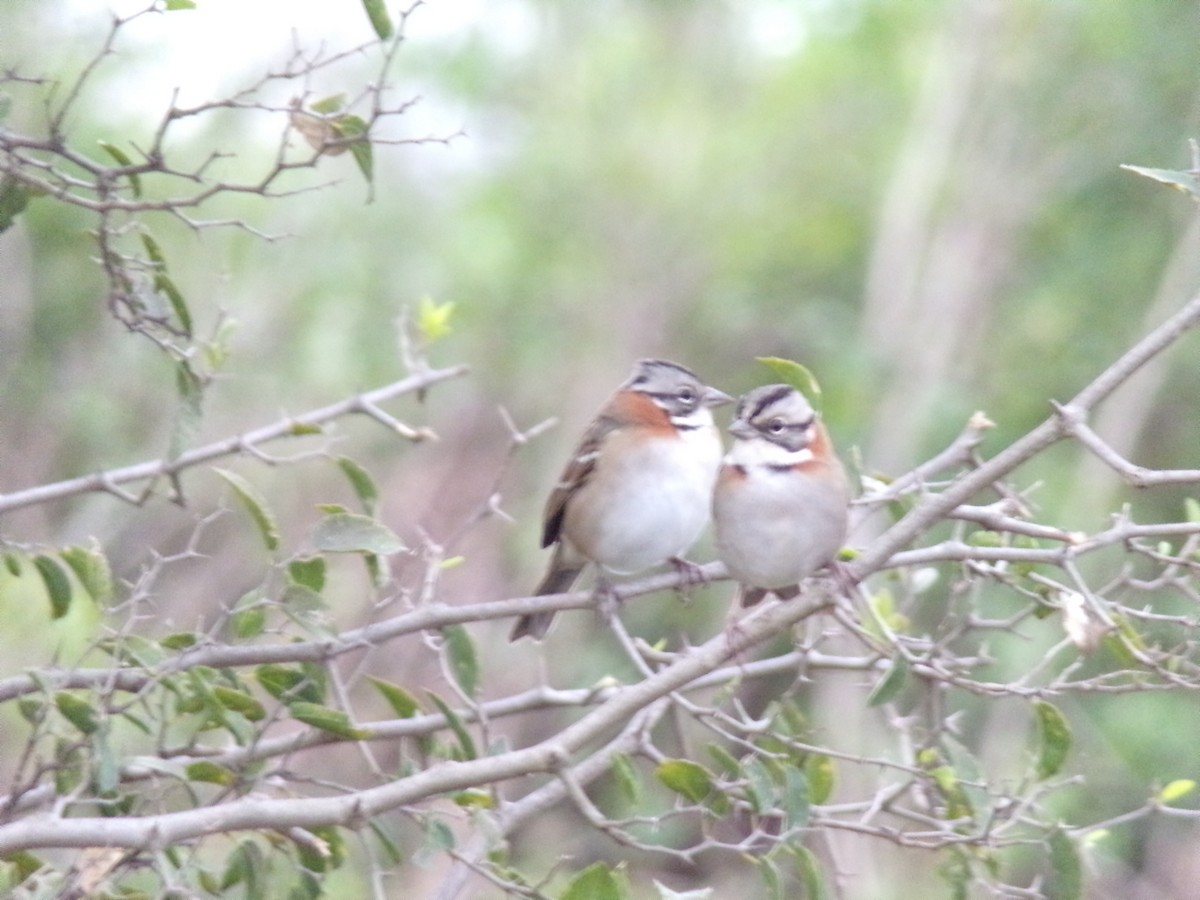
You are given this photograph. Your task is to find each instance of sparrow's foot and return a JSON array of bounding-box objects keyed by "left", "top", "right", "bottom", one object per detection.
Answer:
[{"left": 592, "top": 576, "right": 622, "bottom": 625}]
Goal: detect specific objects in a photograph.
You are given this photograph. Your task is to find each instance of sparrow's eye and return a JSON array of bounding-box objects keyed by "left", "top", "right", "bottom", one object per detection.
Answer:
[
  {"left": 766, "top": 417, "right": 786, "bottom": 434},
  {"left": 677, "top": 386, "right": 697, "bottom": 404}
]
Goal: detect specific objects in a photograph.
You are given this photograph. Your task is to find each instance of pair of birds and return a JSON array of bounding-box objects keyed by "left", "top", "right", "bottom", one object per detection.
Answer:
[{"left": 510, "top": 358, "right": 851, "bottom": 641}]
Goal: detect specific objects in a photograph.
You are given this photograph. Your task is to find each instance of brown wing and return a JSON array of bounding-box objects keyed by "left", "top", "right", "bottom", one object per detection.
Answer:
[{"left": 540, "top": 412, "right": 620, "bottom": 548}]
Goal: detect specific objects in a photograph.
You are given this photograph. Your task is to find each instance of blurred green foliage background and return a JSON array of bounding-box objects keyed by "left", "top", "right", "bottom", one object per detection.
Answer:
[{"left": 3, "top": 0, "right": 1200, "bottom": 895}]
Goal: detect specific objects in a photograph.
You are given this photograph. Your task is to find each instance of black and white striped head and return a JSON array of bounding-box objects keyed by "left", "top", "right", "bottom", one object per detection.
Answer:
[
  {"left": 727, "top": 384, "right": 818, "bottom": 463},
  {"left": 623, "top": 359, "right": 732, "bottom": 424}
]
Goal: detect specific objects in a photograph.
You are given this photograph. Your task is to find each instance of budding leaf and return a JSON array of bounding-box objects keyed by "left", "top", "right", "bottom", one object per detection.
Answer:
[{"left": 1034, "top": 700, "right": 1072, "bottom": 780}]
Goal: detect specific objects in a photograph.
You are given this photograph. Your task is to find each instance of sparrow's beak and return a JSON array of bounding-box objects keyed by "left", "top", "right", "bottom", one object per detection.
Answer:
[
  {"left": 728, "top": 418, "right": 756, "bottom": 440},
  {"left": 703, "top": 387, "right": 734, "bottom": 408}
]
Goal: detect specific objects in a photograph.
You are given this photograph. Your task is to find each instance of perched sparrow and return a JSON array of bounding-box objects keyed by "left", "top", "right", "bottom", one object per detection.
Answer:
[
  {"left": 713, "top": 384, "right": 850, "bottom": 607},
  {"left": 510, "top": 359, "right": 732, "bottom": 641}
]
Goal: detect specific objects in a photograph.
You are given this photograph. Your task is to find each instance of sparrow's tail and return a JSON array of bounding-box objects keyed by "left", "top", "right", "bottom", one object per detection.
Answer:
[{"left": 509, "top": 561, "right": 584, "bottom": 641}]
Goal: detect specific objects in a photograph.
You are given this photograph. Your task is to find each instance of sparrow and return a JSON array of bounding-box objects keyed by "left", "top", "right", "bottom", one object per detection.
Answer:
[
  {"left": 510, "top": 359, "right": 733, "bottom": 641},
  {"left": 713, "top": 384, "right": 850, "bottom": 607}
]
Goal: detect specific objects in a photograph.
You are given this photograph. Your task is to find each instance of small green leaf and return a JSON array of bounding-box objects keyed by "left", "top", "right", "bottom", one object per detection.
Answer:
[
  {"left": 212, "top": 686, "right": 266, "bottom": 721},
  {"left": 232, "top": 604, "right": 266, "bottom": 640},
  {"left": 312, "top": 512, "right": 404, "bottom": 555},
  {"left": 867, "top": 652, "right": 909, "bottom": 707},
  {"left": 656, "top": 759, "right": 715, "bottom": 804},
  {"left": 360, "top": 0, "right": 394, "bottom": 40},
  {"left": 442, "top": 624, "right": 479, "bottom": 699},
  {"left": 3, "top": 552, "right": 21, "bottom": 576},
  {"left": 706, "top": 743, "right": 741, "bottom": 777},
  {"left": 332, "top": 114, "right": 373, "bottom": 183},
  {"left": 1185, "top": 498, "right": 1200, "bottom": 524},
  {"left": 426, "top": 691, "right": 477, "bottom": 760},
  {"left": 336, "top": 457, "right": 379, "bottom": 514},
  {"left": 4, "top": 850, "right": 43, "bottom": 885},
  {"left": 368, "top": 677, "right": 421, "bottom": 719},
  {"left": 611, "top": 753, "right": 641, "bottom": 805},
  {"left": 214, "top": 468, "right": 280, "bottom": 552},
  {"left": 1159, "top": 779, "right": 1197, "bottom": 805},
  {"left": 59, "top": 542, "right": 114, "bottom": 605},
  {"left": 55, "top": 692, "right": 99, "bottom": 735},
  {"left": 186, "top": 761, "right": 237, "bottom": 786},
  {"left": 805, "top": 754, "right": 835, "bottom": 804},
  {"left": 1045, "top": 827, "right": 1083, "bottom": 900},
  {"left": 1120, "top": 164, "right": 1200, "bottom": 202},
  {"left": 221, "top": 840, "right": 265, "bottom": 893},
  {"left": 256, "top": 664, "right": 323, "bottom": 703},
  {"left": 165, "top": 0, "right": 197, "bottom": 9},
  {"left": 1034, "top": 700, "right": 1072, "bottom": 780},
  {"left": 310, "top": 93, "right": 347, "bottom": 115},
  {"left": 790, "top": 845, "right": 827, "bottom": 900},
  {"left": 288, "top": 702, "right": 371, "bottom": 741},
  {"left": 452, "top": 789, "right": 494, "bottom": 809},
  {"left": 782, "top": 767, "right": 811, "bottom": 829},
  {"left": 0, "top": 175, "right": 34, "bottom": 234},
  {"left": 743, "top": 756, "right": 777, "bottom": 814},
  {"left": 756, "top": 856, "right": 784, "bottom": 900},
  {"left": 162, "top": 632, "right": 201, "bottom": 650},
  {"left": 562, "top": 862, "right": 628, "bottom": 900},
  {"left": 417, "top": 296, "right": 456, "bottom": 344},
  {"left": 154, "top": 271, "right": 193, "bottom": 338},
  {"left": 169, "top": 361, "right": 204, "bottom": 462},
  {"left": 756, "top": 356, "right": 823, "bottom": 414},
  {"left": 33, "top": 554, "right": 73, "bottom": 619},
  {"left": 99, "top": 141, "right": 142, "bottom": 197},
  {"left": 288, "top": 556, "right": 327, "bottom": 592}
]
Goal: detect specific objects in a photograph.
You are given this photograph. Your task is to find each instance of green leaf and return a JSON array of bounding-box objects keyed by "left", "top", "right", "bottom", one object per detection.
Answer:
[
  {"left": 442, "top": 624, "right": 480, "bottom": 698},
  {"left": 426, "top": 692, "right": 477, "bottom": 760},
  {"left": 611, "top": 752, "right": 642, "bottom": 805},
  {"left": 360, "top": 0, "right": 394, "bottom": 40},
  {"left": 169, "top": 361, "right": 204, "bottom": 462},
  {"left": 214, "top": 468, "right": 280, "bottom": 552},
  {"left": 4, "top": 850, "right": 43, "bottom": 886},
  {"left": 289, "top": 702, "right": 371, "bottom": 741},
  {"left": 743, "top": 756, "right": 777, "bottom": 814},
  {"left": 1120, "top": 164, "right": 1200, "bottom": 202},
  {"left": 756, "top": 356, "right": 823, "bottom": 414},
  {"left": 417, "top": 296, "right": 456, "bottom": 344},
  {"left": 706, "top": 743, "right": 741, "bottom": 777},
  {"left": 256, "top": 664, "right": 324, "bottom": 703},
  {"left": 756, "top": 856, "right": 784, "bottom": 900},
  {"left": 186, "top": 761, "right": 238, "bottom": 786},
  {"left": 805, "top": 754, "right": 835, "bottom": 805},
  {"left": 791, "top": 845, "right": 827, "bottom": 900},
  {"left": 59, "top": 542, "right": 114, "bottom": 605},
  {"left": 155, "top": 271, "right": 193, "bottom": 338},
  {"left": 165, "top": 0, "right": 197, "bottom": 9},
  {"left": 1034, "top": 700, "right": 1072, "bottom": 780},
  {"left": 312, "top": 512, "right": 404, "bottom": 555},
  {"left": 0, "top": 175, "right": 34, "bottom": 234},
  {"left": 656, "top": 759, "right": 715, "bottom": 804},
  {"left": 332, "top": 114, "right": 373, "bottom": 183},
  {"left": 3, "top": 552, "right": 21, "bottom": 576},
  {"left": 288, "top": 556, "right": 327, "bottom": 592},
  {"left": 368, "top": 677, "right": 422, "bottom": 719},
  {"left": 161, "top": 632, "right": 201, "bottom": 650},
  {"left": 212, "top": 686, "right": 266, "bottom": 722},
  {"left": 1185, "top": 498, "right": 1200, "bottom": 524},
  {"left": 232, "top": 604, "right": 266, "bottom": 640},
  {"left": 1159, "top": 779, "right": 1197, "bottom": 805},
  {"left": 98, "top": 141, "right": 143, "bottom": 197},
  {"left": 336, "top": 456, "right": 379, "bottom": 514},
  {"left": 782, "top": 767, "right": 811, "bottom": 829},
  {"left": 55, "top": 692, "right": 99, "bottom": 735},
  {"left": 310, "top": 93, "right": 347, "bottom": 115},
  {"left": 452, "top": 789, "right": 494, "bottom": 809},
  {"left": 867, "top": 652, "right": 909, "bottom": 707},
  {"left": 221, "top": 840, "right": 265, "bottom": 893},
  {"left": 562, "top": 862, "right": 628, "bottom": 900},
  {"left": 1045, "top": 827, "right": 1083, "bottom": 900},
  {"left": 33, "top": 554, "right": 73, "bottom": 619}
]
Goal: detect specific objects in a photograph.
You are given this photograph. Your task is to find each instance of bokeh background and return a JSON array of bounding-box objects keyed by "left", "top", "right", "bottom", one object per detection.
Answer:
[{"left": 3, "top": 0, "right": 1200, "bottom": 896}]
